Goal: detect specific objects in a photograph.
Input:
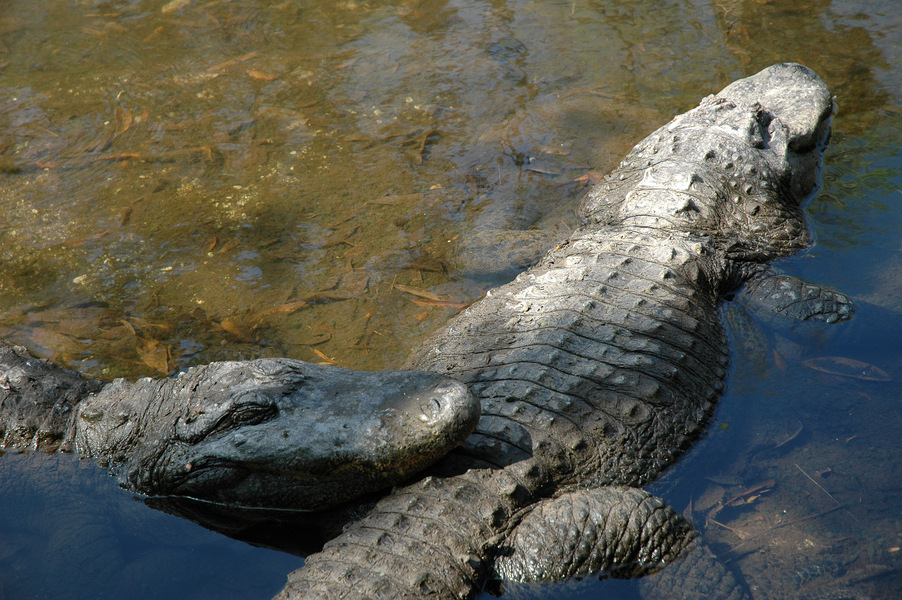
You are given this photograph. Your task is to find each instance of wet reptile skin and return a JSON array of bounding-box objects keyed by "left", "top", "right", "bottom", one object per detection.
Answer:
[{"left": 284, "top": 63, "right": 839, "bottom": 599}]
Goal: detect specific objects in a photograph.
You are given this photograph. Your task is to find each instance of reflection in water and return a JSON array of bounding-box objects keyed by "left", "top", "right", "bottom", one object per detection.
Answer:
[{"left": 1, "top": 0, "right": 902, "bottom": 598}]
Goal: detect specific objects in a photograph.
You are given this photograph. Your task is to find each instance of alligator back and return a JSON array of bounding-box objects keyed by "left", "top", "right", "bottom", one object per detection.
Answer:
[{"left": 408, "top": 227, "right": 729, "bottom": 491}]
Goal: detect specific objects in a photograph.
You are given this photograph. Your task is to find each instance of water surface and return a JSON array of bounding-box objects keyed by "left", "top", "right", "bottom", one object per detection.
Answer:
[{"left": 1, "top": 0, "right": 901, "bottom": 598}]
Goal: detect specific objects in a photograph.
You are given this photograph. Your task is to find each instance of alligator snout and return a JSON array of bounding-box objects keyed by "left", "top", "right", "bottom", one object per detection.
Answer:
[{"left": 412, "top": 379, "right": 478, "bottom": 430}]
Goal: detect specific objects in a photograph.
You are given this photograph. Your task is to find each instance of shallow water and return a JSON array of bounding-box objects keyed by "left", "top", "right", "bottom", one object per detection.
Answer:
[{"left": 1, "top": 0, "right": 902, "bottom": 598}]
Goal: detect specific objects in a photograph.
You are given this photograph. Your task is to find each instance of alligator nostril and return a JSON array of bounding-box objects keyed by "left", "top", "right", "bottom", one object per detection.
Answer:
[{"left": 420, "top": 397, "right": 442, "bottom": 416}]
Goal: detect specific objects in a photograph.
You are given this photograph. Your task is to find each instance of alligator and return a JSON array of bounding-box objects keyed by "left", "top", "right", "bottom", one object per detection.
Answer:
[
  {"left": 0, "top": 63, "right": 852, "bottom": 598},
  {"left": 280, "top": 62, "right": 850, "bottom": 598},
  {"left": 0, "top": 348, "right": 479, "bottom": 511}
]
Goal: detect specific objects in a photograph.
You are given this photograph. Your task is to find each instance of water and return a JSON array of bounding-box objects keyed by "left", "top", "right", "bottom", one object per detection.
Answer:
[
  {"left": 1, "top": 0, "right": 901, "bottom": 598},
  {"left": 0, "top": 452, "right": 302, "bottom": 600}
]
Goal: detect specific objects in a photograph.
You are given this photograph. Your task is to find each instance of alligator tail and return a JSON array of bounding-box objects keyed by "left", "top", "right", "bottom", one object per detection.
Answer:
[{"left": 280, "top": 468, "right": 527, "bottom": 599}]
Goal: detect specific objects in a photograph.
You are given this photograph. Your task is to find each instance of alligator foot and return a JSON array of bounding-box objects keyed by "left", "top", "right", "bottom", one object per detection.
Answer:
[{"left": 493, "top": 486, "right": 694, "bottom": 583}]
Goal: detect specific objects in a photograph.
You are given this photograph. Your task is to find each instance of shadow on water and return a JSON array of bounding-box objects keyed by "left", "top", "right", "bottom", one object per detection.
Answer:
[{"left": 2, "top": 0, "right": 902, "bottom": 598}]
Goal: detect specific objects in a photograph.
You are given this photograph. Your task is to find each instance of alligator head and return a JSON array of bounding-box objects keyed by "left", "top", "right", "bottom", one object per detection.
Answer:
[
  {"left": 73, "top": 359, "right": 479, "bottom": 510},
  {"left": 580, "top": 62, "right": 834, "bottom": 260}
]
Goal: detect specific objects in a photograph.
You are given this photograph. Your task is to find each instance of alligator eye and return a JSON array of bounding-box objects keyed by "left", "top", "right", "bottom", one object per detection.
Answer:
[{"left": 210, "top": 396, "right": 278, "bottom": 435}]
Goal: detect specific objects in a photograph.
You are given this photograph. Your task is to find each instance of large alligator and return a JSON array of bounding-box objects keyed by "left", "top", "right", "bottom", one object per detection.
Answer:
[
  {"left": 281, "top": 62, "right": 851, "bottom": 598},
  {"left": 0, "top": 64, "right": 851, "bottom": 598}
]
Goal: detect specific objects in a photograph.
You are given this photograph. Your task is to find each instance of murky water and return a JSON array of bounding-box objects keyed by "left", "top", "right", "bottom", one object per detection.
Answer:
[{"left": 1, "top": 0, "right": 901, "bottom": 598}]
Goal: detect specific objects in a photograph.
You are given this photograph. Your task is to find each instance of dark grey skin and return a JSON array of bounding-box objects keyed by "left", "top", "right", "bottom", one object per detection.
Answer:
[
  {"left": 0, "top": 343, "right": 479, "bottom": 511},
  {"left": 282, "top": 64, "right": 849, "bottom": 599},
  {"left": 0, "top": 64, "right": 852, "bottom": 599}
]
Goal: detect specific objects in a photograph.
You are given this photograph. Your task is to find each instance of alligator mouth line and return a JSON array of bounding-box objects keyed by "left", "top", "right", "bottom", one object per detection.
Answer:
[{"left": 147, "top": 493, "right": 334, "bottom": 514}]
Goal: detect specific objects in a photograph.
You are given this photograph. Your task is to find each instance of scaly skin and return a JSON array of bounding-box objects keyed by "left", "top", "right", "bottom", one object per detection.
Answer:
[
  {"left": 281, "top": 63, "right": 838, "bottom": 598},
  {"left": 1, "top": 348, "right": 480, "bottom": 511}
]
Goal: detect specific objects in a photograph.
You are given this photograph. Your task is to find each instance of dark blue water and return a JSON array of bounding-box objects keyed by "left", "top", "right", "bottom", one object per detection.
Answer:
[{"left": 0, "top": 452, "right": 301, "bottom": 600}]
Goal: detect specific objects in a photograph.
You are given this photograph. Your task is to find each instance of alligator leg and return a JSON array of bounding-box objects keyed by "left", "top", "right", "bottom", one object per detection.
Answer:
[
  {"left": 738, "top": 273, "right": 854, "bottom": 324},
  {"left": 491, "top": 486, "right": 748, "bottom": 600},
  {"left": 492, "top": 486, "right": 694, "bottom": 582}
]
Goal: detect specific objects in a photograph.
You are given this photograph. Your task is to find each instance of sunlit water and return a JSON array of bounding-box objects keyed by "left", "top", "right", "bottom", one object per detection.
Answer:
[{"left": 1, "top": 0, "right": 901, "bottom": 598}]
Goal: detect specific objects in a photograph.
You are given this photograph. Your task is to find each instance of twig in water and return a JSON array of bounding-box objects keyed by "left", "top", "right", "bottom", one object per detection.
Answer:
[
  {"left": 795, "top": 463, "right": 859, "bottom": 522},
  {"left": 729, "top": 505, "right": 845, "bottom": 553},
  {"left": 709, "top": 518, "right": 748, "bottom": 539}
]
